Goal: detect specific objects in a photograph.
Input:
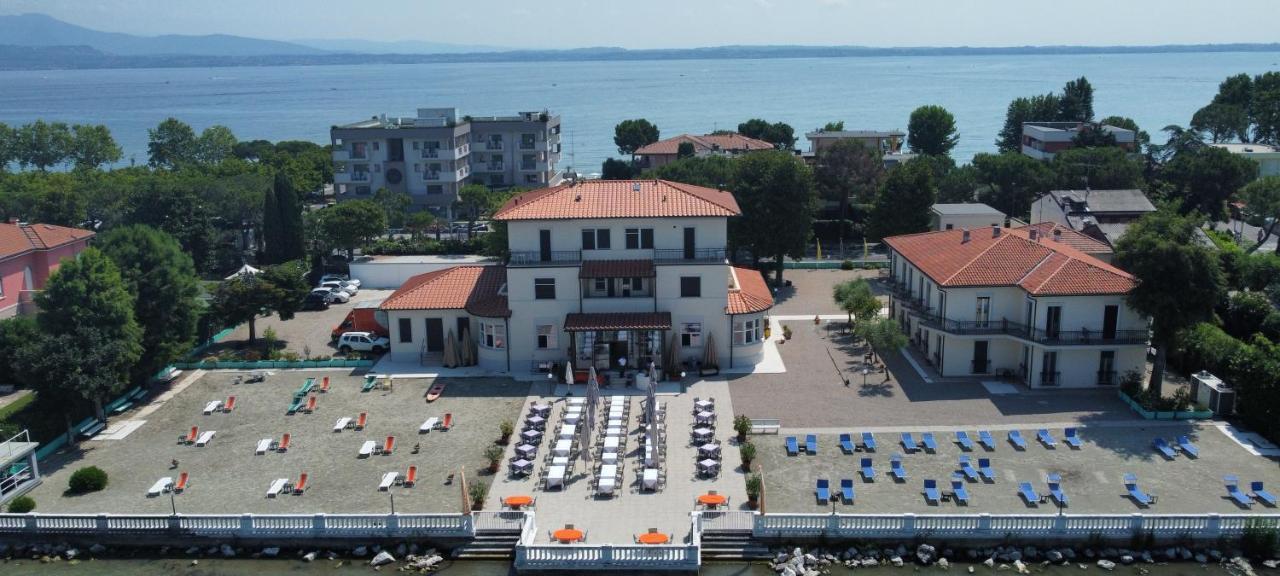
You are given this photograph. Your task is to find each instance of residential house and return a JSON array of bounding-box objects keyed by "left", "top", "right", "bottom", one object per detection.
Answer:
[
  {"left": 380, "top": 179, "right": 774, "bottom": 376},
  {"left": 1029, "top": 189, "right": 1155, "bottom": 247},
  {"left": 1020, "top": 122, "right": 1137, "bottom": 160},
  {"left": 0, "top": 220, "right": 95, "bottom": 318},
  {"left": 1211, "top": 143, "right": 1280, "bottom": 177},
  {"left": 635, "top": 133, "right": 775, "bottom": 169},
  {"left": 930, "top": 203, "right": 1007, "bottom": 232},
  {"left": 802, "top": 129, "right": 915, "bottom": 168},
  {"left": 331, "top": 107, "right": 562, "bottom": 217},
  {"left": 885, "top": 225, "right": 1148, "bottom": 388}
]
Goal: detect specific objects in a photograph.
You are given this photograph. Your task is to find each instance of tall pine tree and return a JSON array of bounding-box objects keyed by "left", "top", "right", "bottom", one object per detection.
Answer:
[
  {"left": 261, "top": 176, "right": 283, "bottom": 264},
  {"left": 275, "top": 171, "right": 306, "bottom": 262}
]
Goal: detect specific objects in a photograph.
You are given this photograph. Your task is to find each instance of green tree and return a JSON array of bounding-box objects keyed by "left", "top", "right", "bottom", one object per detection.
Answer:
[
  {"left": 601, "top": 158, "right": 636, "bottom": 180},
  {"left": 822, "top": 121, "right": 845, "bottom": 132},
  {"left": 405, "top": 210, "right": 438, "bottom": 240},
  {"left": 613, "top": 119, "right": 660, "bottom": 158},
  {"left": 1098, "top": 116, "right": 1151, "bottom": 152},
  {"left": 730, "top": 151, "right": 816, "bottom": 283},
  {"left": 0, "top": 316, "right": 38, "bottom": 388},
  {"left": 937, "top": 164, "right": 980, "bottom": 203},
  {"left": 907, "top": 105, "right": 959, "bottom": 156},
  {"left": 1050, "top": 146, "right": 1145, "bottom": 191},
  {"left": 646, "top": 155, "right": 734, "bottom": 188},
  {"left": 737, "top": 119, "right": 795, "bottom": 148},
  {"left": 1113, "top": 208, "right": 1225, "bottom": 396},
  {"left": 814, "top": 139, "right": 884, "bottom": 234},
  {"left": 972, "top": 152, "right": 1054, "bottom": 219},
  {"left": 1059, "top": 76, "right": 1095, "bottom": 122},
  {"left": 68, "top": 124, "right": 121, "bottom": 170},
  {"left": 1252, "top": 72, "right": 1280, "bottom": 145},
  {"left": 1164, "top": 145, "right": 1257, "bottom": 222},
  {"left": 373, "top": 187, "right": 412, "bottom": 233},
  {"left": 97, "top": 225, "right": 201, "bottom": 380},
  {"left": 833, "top": 278, "right": 880, "bottom": 330},
  {"left": 997, "top": 93, "right": 1061, "bottom": 152},
  {"left": 261, "top": 174, "right": 283, "bottom": 263},
  {"left": 867, "top": 159, "right": 937, "bottom": 240},
  {"left": 317, "top": 199, "right": 387, "bottom": 258},
  {"left": 147, "top": 117, "right": 198, "bottom": 169},
  {"left": 0, "top": 122, "right": 13, "bottom": 171},
  {"left": 1239, "top": 177, "right": 1280, "bottom": 252},
  {"left": 14, "top": 120, "right": 72, "bottom": 171},
  {"left": 125, "top": 175, "right": 218, "bottom": 273},
  {"left": 1215, "top": 73, "right": 1255, "bottom": 112},
  {"left": 1192, "top": 103, "right": 1250, "bottom": 144},
  {"left": 210, "top": 260, "right": 309, "bottom": 343},
  {"left": 1222, "top": 291, "right": 1276, "bottom": 341},
  {"left": 855, "top": 317, "right": 907, "bottom": 366},
  {"left": 1070, "top": 122, "right": 1118, "bottom": 148},
  {"left": 676, "top": 141, "right": 696, "bottom": 159},
  {"left": 196, "top": 125, "right": 238, "bottom": 165},
  {"left": 458, "top": 183, "right": 503, "bottom": 239}
]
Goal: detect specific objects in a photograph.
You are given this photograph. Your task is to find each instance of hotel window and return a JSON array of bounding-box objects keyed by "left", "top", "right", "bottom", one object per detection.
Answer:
[
  {"left": 350, "top": 142, "right": 367, "bottom": 159},
  {"left": 625, "top": 228, "right": 654, "bottom": 249},
  {"left": 680, "top": 276, "right": 701, "bottom": 298},
  {"left": 481, "top": 322, "right": 505, "bottom": 349},
  {"left": 975, "top": 297, "right": 991, "bottom": 328},
  {"left": 680, "top": 322, "right": 702, "bottom": 347},
  {"left": 734, "top": 318, "right": 762, "bottom": 345},
  {"left": 422, "top": 141, "right": 440, "bottom": 158},
  {"left": 534, "top": 278, "right": 556, "bottom": 300},
  {"left": 536, "top": 325, "right": 557, "bottom": 349},
  {"left": 581, "top": 228, "right": 611, "bottom": 250},
  {"left": 593, "top": 278, "right": 607, "bottom": 292},
  {"left": 398, "top": 318, "right": 412, "bottom": 343}
]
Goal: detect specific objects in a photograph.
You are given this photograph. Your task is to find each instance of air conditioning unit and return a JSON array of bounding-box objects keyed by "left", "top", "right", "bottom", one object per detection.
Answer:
[{"left": 1190, "top": 371, "right": 1235, "bottom": 416}]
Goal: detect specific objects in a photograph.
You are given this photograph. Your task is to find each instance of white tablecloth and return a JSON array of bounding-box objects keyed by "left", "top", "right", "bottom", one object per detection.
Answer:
[
  {"left": 553, "top": 439, "right": 573, "bottom": 457},
  {"left": 600, "top": 464, "right": 618, "bottom": 479},
  {"left": 559, "top": 424, "right": 576, "bottom": 440},
  {"left": 694, "top": 399, "right": 714, "bottom": 411},
  {"left": 643, "top": 468, "right": 658, "bottom": 488},
  {"left": 563, "top": 413, "right": 581, "bottom": 425},
  {"left": 603, "top": 436, "right": 620, "bottom": 452},
  {"left": 547, "top": 465, "right": 566, "bottom": 488}
]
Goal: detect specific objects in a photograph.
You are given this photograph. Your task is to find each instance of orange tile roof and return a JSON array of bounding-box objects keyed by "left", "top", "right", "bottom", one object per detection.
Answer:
[
  {"left": 492, "top": 179, "right": 741, "bottom": 221},
  {"left": 565, "top": 312, "right": 672, "bottom": 332},
  {"left": 726, "top": 266, "right": 774, "bottom": 314},
  {"left": 0, "top": 222, "right": 94, "bottom": 260},
  {"left": 1019, "top": 222, "right": 1112, "bottom": 255},
  {"left": 884, "top": 227, "right": 1135, "bottom": 296},
  {"left": 635, "top": 133, "right": 775, "bottom": 156},
  {"left": 579, "top": 259, "right": 655, "bottom": 279},
  {"left": 380, "top": 266, "right": 509, "bottom": 317}
]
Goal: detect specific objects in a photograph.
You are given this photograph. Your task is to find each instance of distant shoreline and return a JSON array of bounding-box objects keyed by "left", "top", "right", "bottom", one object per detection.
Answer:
[{"left": 2, "top": 42, "right": 1280, "bottom": 72}]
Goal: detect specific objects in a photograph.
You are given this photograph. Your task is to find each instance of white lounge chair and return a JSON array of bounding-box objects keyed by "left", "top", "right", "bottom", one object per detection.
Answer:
[
  {"left": 255, "top": 438, "right": 272, "bottom": 455},
  {"left": 203, "top": 400, "right": 221, "bottom": 415},
  {"left": 420, "top": 417, "right": 439, "bottom": 433},
  {"left": 266, "top": 478, "right": 288, "bottom": 498},
  {"left": 333, "top": 417, "right": 351, "bottom": 432},
  {"left": 147, "top": 477, "right": 173, "bottom": 497},
  {"left": 196, "top": 431, "right": 216, "bottom": 446},
  {"left": 379, "top": 471, "right": 399, "bottom": 491},
  {"left": 359, "top": 440, "right": 376, "bottom": 457}
]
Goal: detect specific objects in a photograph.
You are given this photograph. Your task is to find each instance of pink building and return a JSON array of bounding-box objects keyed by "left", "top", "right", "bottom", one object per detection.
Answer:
[{"left": 0, "top": 221, "right": 95, "bottom": 318}]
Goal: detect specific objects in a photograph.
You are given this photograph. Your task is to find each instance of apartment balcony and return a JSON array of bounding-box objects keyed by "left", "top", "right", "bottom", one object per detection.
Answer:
[
  {"left": 520, "top": 161, "right": 551, "bottom": 172},
  {"left": 652, "top": 248, "right": 727, "bottom": 264},
  {"left": 508, "top": 251, "right": 583, "bottom": 267},
  {"left": 335, "top": 171, "right": 370, "bottom": 183},
  {"left": 484, "top": 142, "right": 504, "bottom": 151},
  {"left": 913, "top": 314, "right": 1148, "bottom": 346},
  {"left": 473, "top": 163, "right": 506, "bottom": 173}
]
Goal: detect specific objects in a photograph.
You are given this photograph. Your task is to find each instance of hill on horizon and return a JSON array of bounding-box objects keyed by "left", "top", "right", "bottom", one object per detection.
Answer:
[{"left": 0, "top": 13, "right": 324, "bottom": 56}]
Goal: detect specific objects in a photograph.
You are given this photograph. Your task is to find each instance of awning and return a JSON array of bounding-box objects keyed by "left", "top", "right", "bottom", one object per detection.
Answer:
[
  {"left": 564, "top": 312, "right": 671, "bottom": 332},
  {"left": 579, "top": 259, "right": 656, "bottom": 279}
]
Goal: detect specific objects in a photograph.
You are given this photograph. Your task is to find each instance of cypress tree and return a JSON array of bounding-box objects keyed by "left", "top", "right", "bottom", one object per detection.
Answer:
[{"left": 261, "top": 175, "right": 283, "bottom": 264}]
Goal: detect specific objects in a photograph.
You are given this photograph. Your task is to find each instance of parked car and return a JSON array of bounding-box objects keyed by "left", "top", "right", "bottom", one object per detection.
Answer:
[
  {"left": 470, "top": 223, "right": 490, "bottom": 234},
  {"left": 319, "top": 280, "right": 357, "bottom": 297},
  {"left": 312, "top": 287, "right": 349, "bottom": 304},
  {"left": 337, "top": 331, "right": 390, "bottom": 355},
  {"left": 320, "top": 274, "right": 360, "bottom": 288},
  {"left": 301, "top": 291, "right": 331, "bottom": 311},
  {"left": 330, "top": 300, "right": 388, "bottom": 341}
]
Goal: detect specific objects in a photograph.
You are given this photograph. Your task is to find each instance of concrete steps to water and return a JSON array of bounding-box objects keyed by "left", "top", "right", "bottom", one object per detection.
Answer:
[
  {"left": 451, "top": 530, "right": 521, "bottom": 560},
  {"left": 701, "top": 530, "right": 772, "bottom": 560}
]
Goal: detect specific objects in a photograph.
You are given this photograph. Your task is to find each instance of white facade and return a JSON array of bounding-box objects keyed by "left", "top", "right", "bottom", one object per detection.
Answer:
[
  {"left": 1212, "top": 143, "right": 1280, "bottom": 178},
  {"left": 350, "top": 255, "right": 497, "bottom": 289},
  {"left": 930, "top": 204, "right": 1007, "bottom": 232}
]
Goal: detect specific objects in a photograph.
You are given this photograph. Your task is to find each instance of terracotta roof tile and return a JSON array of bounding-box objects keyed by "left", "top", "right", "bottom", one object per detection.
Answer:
[
  {"left": 0, "top": 222, "right": 94, "bottom": 260},
  {"left": 493, "top": 179, "right": 741, "bottom": 221},
  {"left": 636, "top": 133, "right": 775, "bottom": 156},
  {"left": 884, "top": 227, "right": 1135, "bottom": 296},
  {"left": 380, "top": 266, "right": 509, "bottom": 317},
  {"left": 1019, "top": 222, "right": 1113, "bottom": 255},
  {"left": 726, "top": 266, "right": 774, "bottom": 314},
  {"left": 579, "top": 259, "right": 655, "bottom": 279},
  {"left": 564, "top": 312, "right": 672, "bottom": 332}
]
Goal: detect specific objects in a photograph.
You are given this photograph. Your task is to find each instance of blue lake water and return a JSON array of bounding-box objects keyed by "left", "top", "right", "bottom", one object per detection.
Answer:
[{"left": 1, "top": 52, "right": 1278, "bottom": 173}]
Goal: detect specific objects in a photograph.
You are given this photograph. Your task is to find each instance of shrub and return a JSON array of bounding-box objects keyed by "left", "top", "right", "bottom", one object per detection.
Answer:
[
  {"left": 732, "top": 414, "right": 752, "bottom": 440},
  {"left": 241, "top": 349, "right": 262, "bottom": 362},
  {"left": 483, "top": 444, "right": 505, "bottom": 464},
  {"left": 498, "top": 419, "right": 514, "bottom": 442},
  {"left": 745, "top": 473, "right": 762, "bottom": 500},
  {"left": 739, "top": 442, "right": 757, "bottom": 465},
  {"left": 1243, "top": 518, "right": 1278, "bottom": 559},
  {"left": 469, "top": 482, "right": 489, "bottom": 510},
  {"left": 280, "top": 351, "right": 301, "bottom": 362},
  {"left": 68, "top": 466, "right": 109, "bottom": 493},
  {"left": 840, "top": 259, "right": 855, "bottom": 270},
  {"left": 6, "top": 495, "right": 35, "bottom": 513}
]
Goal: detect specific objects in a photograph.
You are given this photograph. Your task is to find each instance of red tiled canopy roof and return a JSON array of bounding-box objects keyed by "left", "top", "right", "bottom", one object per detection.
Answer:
[
  {"left": 0, "top": 222, "right": 94, "bottom": 260},
  {"left": 884, "top": 227, "right": 1136, "bottom": 296},
  {"left": 635, "top": 133, "right": 775, "bottom": 156},
  {"left": 564, "top": 312, "right": 672, "bottom": 332},
  {"left": 493, "top": 179, "right": 741, "bottom": 221},
  {"left": 578, "top": 259, "right": 655, "bottom": 279},
  {"left": 380, "top": 266, "right": 510, "bottom": 317},
  {"left": 726, "top": 266, "right": 774, "bottom": 314}
]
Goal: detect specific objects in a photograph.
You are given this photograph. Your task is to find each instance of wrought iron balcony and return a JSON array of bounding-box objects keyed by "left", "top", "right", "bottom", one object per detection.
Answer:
[
  {"left": 508, "top": 251, "right": 582, "bottom": 266},
  {"left": 912, "top": 314, "right": 1147, "bottom": 346},
  {"left": 652, "top": 248, "right": 727, "bottom": 264}
]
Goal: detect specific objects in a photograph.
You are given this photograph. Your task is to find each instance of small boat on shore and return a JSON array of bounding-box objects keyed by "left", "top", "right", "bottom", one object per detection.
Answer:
[{"left": 426, "top": 382, "right": 447, "bottom": 402}]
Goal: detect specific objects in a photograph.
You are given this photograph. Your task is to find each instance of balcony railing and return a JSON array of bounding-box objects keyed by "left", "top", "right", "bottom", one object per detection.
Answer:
[
  {"left": 508, "top": 251, "right": 582, "bottom": 266},
  {"left": 653, "top": 248, "right": 727, "bottom": 264},
  {"left": 350, "top": 172, "right": 370, "bottom": 182},
  {"left": 485, "top": 142, "right": 504, "bottom": 151},
  {"left": 1040, "top": 371, "right": 1061, "bottom": 387},
  {"left": 912, "top": 314, "right": 1148, "bottom": 346},
  {"left": 1097, "top": 370, "right": 1117, "bottom": 386},
  {"left": 1034, "top": 329, "right": 1148, "bottom": 345}
]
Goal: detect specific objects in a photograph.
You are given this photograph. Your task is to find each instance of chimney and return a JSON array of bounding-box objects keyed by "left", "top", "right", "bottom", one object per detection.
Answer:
[
  {"left": 992, "top": 224, "right": 1001, "bottom": 238},
  {"left": 1052, "top": 229, "right": 1062, "bottom": 242},
  {"left": 1029, "top": 228, "right": 1039, "bottom": 241},
  {"left": 961, "top": 228, "right": 970, "bottom": 244}
]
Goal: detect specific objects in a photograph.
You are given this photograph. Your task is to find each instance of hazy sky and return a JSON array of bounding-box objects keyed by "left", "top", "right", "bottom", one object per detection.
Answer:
[{"left": 3, "top": 0, "right": 1278, "bottom": 49}]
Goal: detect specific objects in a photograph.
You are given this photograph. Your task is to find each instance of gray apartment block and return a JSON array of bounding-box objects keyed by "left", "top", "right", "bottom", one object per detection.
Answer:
[{"left": 331, "top": 108, "right": 562, "bottom": 217}]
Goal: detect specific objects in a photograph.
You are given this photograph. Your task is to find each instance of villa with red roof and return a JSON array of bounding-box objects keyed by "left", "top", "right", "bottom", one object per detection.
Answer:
[
  {"left": 635, "top": 133, "right": 775, "bottom": 169},
  {"left": 381, "top": 179, "right": 774, "bottom": 375},
  {"left": 884, "top": 225, "right": 1148, "bottom": 388},
  {"left": 0, "top": 220, "right": 95, "bottom": 319}
]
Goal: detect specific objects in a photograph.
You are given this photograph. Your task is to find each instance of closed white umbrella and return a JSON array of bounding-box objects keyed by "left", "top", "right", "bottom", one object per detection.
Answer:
[
  {"left": 666, "top": 334, "right": 682, "bottom": 378},
  {"left": 702, "top": 331, "right": 718, "bottom": 372},
  {"left": 442, "top": 329, "right": 458, "bottom": 368},
  {"left": 564, "top": 358, "right": 574, "bottom": 385},
  {"left": 580, "top": 365, "right": 599, "bottom": 463},
  {"left": 646, "top": 361, "right": 658, "bottom": 425}
]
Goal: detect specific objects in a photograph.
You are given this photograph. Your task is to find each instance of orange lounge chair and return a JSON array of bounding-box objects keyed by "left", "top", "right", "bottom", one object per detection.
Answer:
[
  {"left": 293, "top": 473, "right": 309, "bottom": 494},
  {"left": 174, "top": 472, "right": 189, "bottom": 493},
  {"left": 404, "top": 466, "right": 417, "bottom": 487},
  {"left": 304, "top": 395, "right": 317, "bottom": 413},
  {"left": 182, "top": 426, "right": 198, "bottom": 444},
  {"left": 440, "top": 413, "right": 453, "bottom": 431},
  {"left": 223, "top": 396, "right": 236, "bottom": 412},
  {"left": 382, "top": 435, "right": 396, "bottom": 455},
  {"left": 278, "top": 433, "right": 292, "bottom": 452},
  {"left": 320, "top": 376, "right": 330, "bottom": 393},
  {"left": 356, "top": 412, "right": 367, "bottom": 430}
]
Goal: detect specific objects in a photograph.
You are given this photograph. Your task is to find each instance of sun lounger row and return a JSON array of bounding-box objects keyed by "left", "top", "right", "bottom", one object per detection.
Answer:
[
  {"left": 1224, "top": 476, "right": 1277, "bottom": 507},
  {"left": 1153, "top": 436, "right": 1199, "bottom": 459},
  {"left": 833, "top": 428, "right": 1086, "bottom": 455},
  {"left": 785, "top": 435, "right": 818, "bottom": 455}
]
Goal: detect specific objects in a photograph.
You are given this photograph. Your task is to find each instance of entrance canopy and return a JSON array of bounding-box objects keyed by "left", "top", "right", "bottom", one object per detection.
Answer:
[
  {"left": 579, "top": 260, "right": 656, "bottom": 279},
  {"left": 564, "top": 312, "right": 671, "bottom": 332}
]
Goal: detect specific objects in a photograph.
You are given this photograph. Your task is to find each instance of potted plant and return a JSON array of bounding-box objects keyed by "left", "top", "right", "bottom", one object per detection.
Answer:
[
  {"left": 469, "top": 482, "right": 489, "bottom": 510},
  {"left": 733, "top": 414, "right": 752, "bottom": 442},
  {"left": 483, "top": 445, "right": 504, "bottom": 473},
  {"left": 739, "top": 442, "right": 756, "bottom": 468},
  {"left": 745, "top": 473, "right": 762, "bottom": 510},
  {"left": 783, "top": 325, "right": 793, "bottom": 341},
  {"left": 498, "top": 419, "right": 514, "bottom": 445}
]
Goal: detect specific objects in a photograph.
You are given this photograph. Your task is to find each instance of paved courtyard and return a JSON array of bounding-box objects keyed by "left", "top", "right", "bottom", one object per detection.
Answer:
[
  {"left": 26, "top": 371, "right": 526, "bottom": 514},
  {"left": 756, "top": 422, "right": 1280, "bottom": 514},
  {"left": 219, "top": 289, "right": 396, "bottom": 358},
  {"left": 770, "top": 269, "right": 885, "bottom": 317}
]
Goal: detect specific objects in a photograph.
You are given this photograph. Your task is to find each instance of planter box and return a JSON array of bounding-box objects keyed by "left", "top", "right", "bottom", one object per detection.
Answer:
[{"left": 1117, "top": 390, "right": 1213, "bottom": 421}]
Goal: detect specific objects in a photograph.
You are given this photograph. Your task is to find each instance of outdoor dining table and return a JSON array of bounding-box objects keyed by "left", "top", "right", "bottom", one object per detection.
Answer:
[
  {"left": 255, "top": 438, "right": 273, "bottom": 455},
  {"left": 638, "top": 531, "right": 669, "bottom": 544},
  {"left": 695, "top": 411, "right": 715, "bottom": 424},
  {"left": 559, "top": 424, "right": 577, "bottom": 440},
  {"left": 521, "top": 429, "right": 543, "bottom": 442},
  {"left": 516, "top": 443, "right": 537, "bottom": 458},
  {"left": 602, "top": 436, "right": 620, "bottom": 453},
  {"left": 378, "top": 471, "right": 399, "bottom": 490},
  {"left": 645, "top": 447, "right": 657, "bottom": 467},
  {"left": 551, "top": 456, "right": 569, "bottom": 466},
  {"left": 546, "top": 465, "right": 566, "bottom": 489},
  {"left": 147, "top": 476, "right": 173, "bottom": 497},
  {"left": 601, "top": 451, "right": 618, "bottom": 464},
  {"left": 266, "top": 477, "right": 289, "bottom": 498},
  {"left": 511, "top": 459, "right": 533, "bottom": 475},
  {"left": 504, "top": 495, "right": 534, "bottom": 509},
  {"left": 607, "top": 419, "right": 623, "bottom": 429},
  {"left": 698, "top": 459, "right": 720, "bottom": 473},
  {"left": 525, "top": 415, "right": 546, "bottom": 427},
  {"left": 203, "top": 400, "right": 222, "bottom": 415},
  {"left": 604, "top": 426, "right": 623, "bottom": 437},
  {"left": 567, "top": 397, "right": 585, "bottom": 406},
  {"left": 553, "top": 527, "right": 584, "bottom": 543},
  {"left": 692, "top": 427, "right": 713, "bottom": 442},
  {"left": 563, "top": 412, "right": 581, "bottom": 425},
  {"left": 698, "top": 443, "right": 721, "bottom": 457},
  {"left": 529, "top": 404, "right": 551, "bottom": 416},
  {"left": 553, "top": 439, "right": 573, "bottom": 457},
  {"left": 643, "top": 468, "right": 659, "bottom": 490},
  {"left": 694, "top": 399, "right": 714, "bottom": 411},
  {"left": 698, "top": 492, "right": 727, "bottom": 507}
]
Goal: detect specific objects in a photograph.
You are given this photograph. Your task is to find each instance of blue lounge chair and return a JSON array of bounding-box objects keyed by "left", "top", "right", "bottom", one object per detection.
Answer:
[
  {"left": 952, "top": 477, "right": 970, "bottom": 505},
  {"left": 958, "top": 455, "right": 978, "bottom": 481},
  {"left": 1047, "top": 473, "right": 1068, "bottom": 506},
  {"left": 861, "top": 432, "right": 877, "bottom": 452},
  {"left": 977, "top": 458, "right": 996, "bottom": 482},
  {"left": 816, "top": 479, "right": 830, "bottom": 503},
  {"left": 1152, "top": 438, "right": 1177, "bottom": 459},
  {"left": 1008, "top": 430, "right": 1027, "bottom": 450},
  {"left": 839, "top": 479, "right": 855, "bottom": 503},
  {"left": 890, "top": 454, "right": 907, "bottom": 481},
  {"left": 785, "top": 436, "right": 799, "bottom": 456},
  {"left": 923, "top": 479, "right": 940, "bottom": 504},
  {"left": 955, "top": 431, "right": 974, "bottom": 451},
  {"left": 901, "top": 432, "right": 919, "bottom": 452},
  {"left": 1036, "top": 429, "right": 1057, "bottom": 448},
  {"left": 1177, "top": 435, "right": 1199, "bottom": 458},
  {"left": 839, "top": 433, "right": 856, "bottom": 454},
  {"left": 805, "top": 434, "right": 818, "bottom": 455},
  {"left": 860, "top": 458, "right": 876, "bottom": 481},
  {"left": 921, "top": 432, "right": 938, "bottom": 452},
  {"left": 1124, "top": 473, "right": 1154, "bottom": 507},
  {"left": 1064, "top": 427, "right": 1083, "bottom": 449},
  {"left": 1251, "top": 482, "right": 1277, "bottom": 507},
  {"left": 1225, "top": 475, "right": 1253, "bottom": 507},
  {"left": 978, "top": 430, "right": 996, "bottom": 451},
  {"left": 1018, "top": 481, "right": 1039, "bottom": 504}
]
